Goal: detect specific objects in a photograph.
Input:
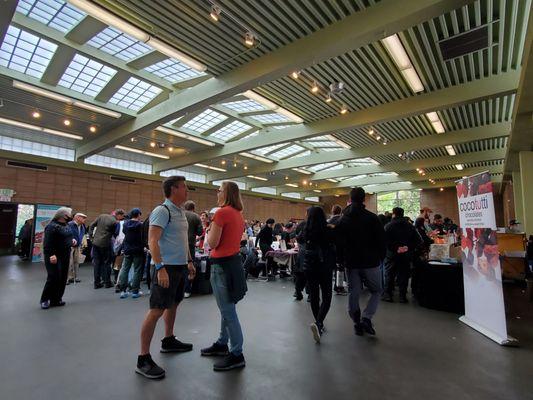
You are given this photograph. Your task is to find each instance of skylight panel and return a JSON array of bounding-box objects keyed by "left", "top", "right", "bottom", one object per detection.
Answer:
[
  {"left": 182, "top": 109, "right": 228, "bottom": 133},
  {"left": 345, "top": 157, "right": 379, "bottom": 167},
  {"left": 17, "top": 0, "right": 86, "bottom": 33},
  {"left": 250, "top": 113, "right": 290, "bottom": 124},
  {"left": 87, "top": 27, "right": 152, "bottom": 61},
  {"left": 252, "top": 143, "right": 285, "bottom": 156},
  {"left": 306, "top": 140, "right": 340, "bottom": 148},
  {"left": 210, "top": 120, "right": 252, "bottom": 141},
  {"left": 109, "top": 77, "right": 162, "bottom": 111},
  {"left": 222, "top": 100, "right": 266, "bottom": 113},
  {"left": 58, "top": 54, "right": 116, "bottom": 97},
  {"left": 293, "top": 150, "right": 311, "bottom": 158},
  {"left": 144, "top": 58, "right": 204, "bottom": 82},
  {"left": 321, "top": 147, "right": 341, "bottom": 152},
  {"left": 0, "top": 26, "right": 57, "bottom": 79},
  {"left": 305, "top": 197, "right": 319, "bottom": 202},
  {"left": 282, "top": 192, "right": 301, "bottom": 199},
  {"left": 269, "top": 144, "right": 305, "bottom": 159},
  {"left": 272, "top": 124, "right": 295, "bottom": 130},
  {"left": 309, "top": 162, "right": 341, "bottom": 172},
  {"left": 160, "top": 169, "right": 206, "bottom": 183}
]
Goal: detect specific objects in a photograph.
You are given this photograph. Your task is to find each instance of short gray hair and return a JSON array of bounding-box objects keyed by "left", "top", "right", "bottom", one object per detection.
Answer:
[{"left": 54, "top": 207, "right": 72, "bottom": 220}]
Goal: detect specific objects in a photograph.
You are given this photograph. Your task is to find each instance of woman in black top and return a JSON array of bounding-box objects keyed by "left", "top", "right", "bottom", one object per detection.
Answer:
[
  {"left": 40, "top": 207, "right": 75, "bottom": 309},
  {"left": 302, "top": 206, "right": 335, "bottom": 343}
]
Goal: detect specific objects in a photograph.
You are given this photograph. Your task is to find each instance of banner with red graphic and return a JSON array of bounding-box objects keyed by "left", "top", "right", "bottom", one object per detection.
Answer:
[{"left": 456, "top": 172, "right": 515, "bottom": 345}]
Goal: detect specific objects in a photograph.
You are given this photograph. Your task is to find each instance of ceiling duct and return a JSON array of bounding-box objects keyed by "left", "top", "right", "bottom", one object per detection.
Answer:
[{"left": 439, "top": 24, "right": 490, "bottom": 61}]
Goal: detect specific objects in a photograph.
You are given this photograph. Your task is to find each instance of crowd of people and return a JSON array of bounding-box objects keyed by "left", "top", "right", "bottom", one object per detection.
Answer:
[{"left": 36, "top": 175, "right": 469, "bottom": 379}]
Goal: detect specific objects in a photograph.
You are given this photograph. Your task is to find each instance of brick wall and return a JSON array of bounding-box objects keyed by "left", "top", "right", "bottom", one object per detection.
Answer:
[{"left": 0, "top": 160, "right": 310, "bottom": 223}]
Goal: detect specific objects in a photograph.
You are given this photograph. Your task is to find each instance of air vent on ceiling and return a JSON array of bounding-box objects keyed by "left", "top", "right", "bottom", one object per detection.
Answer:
[
  {"left": 439, "top": 25, "right": 489, "bottom": 61},
  {"left": 110, "top": 175, "right": 136, "bottom": 183},
  {"left": 6, "top": 160, "right": 48, "bottom": 171}
]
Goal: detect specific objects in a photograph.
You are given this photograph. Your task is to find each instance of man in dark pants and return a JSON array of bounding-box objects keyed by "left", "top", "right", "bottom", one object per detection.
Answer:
[
  {"left": 328, "top": 204, "right": 346, "bottom": 295},
  {"left": 255, "top": 218, "right": 275, "bottom": 276},
  {"left": 293, "top": 218, "right": 307, "bottom": 300},
  {"left": 183, "top": 200, "right": 203, "bottom": 297},
  {"left": 383, "top": 207, "right": 422, "bottom": 303},
  {"left": 89, "top": 209, "right": 124, "bottom": 289}
]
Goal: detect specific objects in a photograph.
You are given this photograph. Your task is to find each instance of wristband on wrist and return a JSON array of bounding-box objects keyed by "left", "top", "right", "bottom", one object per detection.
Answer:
[{"left": 155, "top": 263, "right": 164, "bottom": 271}]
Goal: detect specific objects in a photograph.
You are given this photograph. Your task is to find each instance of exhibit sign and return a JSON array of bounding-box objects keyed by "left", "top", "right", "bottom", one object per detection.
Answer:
[
  {"left": 456, "top": 172, "right": 517, "bottom": 345},
  {"left": 32, "top": 204, "right": 64, "bottom": 263}
]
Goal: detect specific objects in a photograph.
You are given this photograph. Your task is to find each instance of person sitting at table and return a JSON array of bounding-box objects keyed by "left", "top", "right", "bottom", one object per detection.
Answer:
[
  {"left": 383, "top": 207, "right": 422, "bottom": 304},
  {"left": 443, "top": 217, "right": 458, "bottom": 233},
  {"left": 255, "top": 218, "right": 275, "bottom": 276},
  {"left": 280, "top": 223, "right": 295, "bottom": 249}
]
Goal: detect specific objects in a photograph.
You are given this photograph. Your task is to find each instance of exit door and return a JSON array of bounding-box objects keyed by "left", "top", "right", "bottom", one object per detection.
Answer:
[{"left": 0, "top": 203, "right": 18, "bottom": 254}]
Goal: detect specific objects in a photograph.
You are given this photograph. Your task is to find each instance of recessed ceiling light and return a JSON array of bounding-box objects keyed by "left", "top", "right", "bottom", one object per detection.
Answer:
[
  {"left": 291, "top": 71, "right": 299, "bottom": 79},
  {"left": 311, "top": 82, "right": 319, "bottom": 93},
  {"left": 340, "top": 105, "right": 348, "bottom": 114},
  {"left": 89, "top": 126, "right": 97, "bottom": 133},
  {"left": 210, "top": 5, "right": 221, "bottom": 21},
  {"left": 63, "top": 119, "right": 71, "bottom": 126},
  {"left": 244, "top": 32, "right": 255, "bottom": 47},
  {"left": 168, "top": 146, "right": 173, "bottom": 152},
  {"left": 150, "top": 141, "right": 156, "bottom": 148},
  {"left": 32, "top": 111, "right": 40, "bottom": 119},
  {"left": 221, "top": 160, "right": 226, "bottom": 165}
]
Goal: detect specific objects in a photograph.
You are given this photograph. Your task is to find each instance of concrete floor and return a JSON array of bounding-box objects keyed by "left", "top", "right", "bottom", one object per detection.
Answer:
[{"left": 0, "top": 255, "right": 532, "bottom": 400}]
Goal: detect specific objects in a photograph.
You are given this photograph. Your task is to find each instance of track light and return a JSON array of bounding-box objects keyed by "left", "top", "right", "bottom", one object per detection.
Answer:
[
  {"left": 376, "top": 135, "right": 381, "bottom": 141},
  {"left": 244, "top": 32, "right": 255, "bottom": 47},
  {"left": 368, "top": 129, "right": 374, "bottom": 136},
  {"left": 221, "top": 160, "right": 226, "bottom": 165},
  {"left": 168, "top": 146, "right": 173, "bottom": 152},
  {"left": 32, "top": 111, "right": 40, "bottom": 118},
  {"left": 210, "top": 5, "right": 221, "bottom": 21},
  {"left": 311, "top": 82, "right": 319, "bottom": 93},
  {"left": 89, "top": 126, "right": 97, "bottom": 133},
  {"left": 325, "top": 94, "right": 332, "bottom": 103},
  {"left": 340, "top": 105, "right": 348, "bottom": 114},
  {"left": 150, "top": 141, "right": 156, "bottom": 148},
  {"left": 130, "top": 137, "right": 137, "bottom": 142},
  {"left": 291, "top": 71, "right": 299, "bottom": 79}
]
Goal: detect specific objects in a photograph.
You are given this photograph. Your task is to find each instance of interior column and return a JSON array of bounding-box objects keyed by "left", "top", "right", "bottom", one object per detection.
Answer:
[
  {"left": 519, "top": 151, "right": 533, "bottom": 236},
  {"left": 512, "top": 170, "right": 525, "bottom": 229}
]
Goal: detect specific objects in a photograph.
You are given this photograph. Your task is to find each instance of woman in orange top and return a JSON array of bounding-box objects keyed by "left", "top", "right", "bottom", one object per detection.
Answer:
[{"left": 201, "top": 181, "right": 247, "bottom": 371}]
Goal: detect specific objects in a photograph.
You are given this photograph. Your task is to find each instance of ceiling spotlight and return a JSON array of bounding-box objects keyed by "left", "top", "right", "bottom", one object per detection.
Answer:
[
  {"left": 221, "top": 160, "right": 226, "bottom": 165},
  {"left": 368, "top": 128, "right": 374, "bottom": 136},
  {"left": 383, "top": 140, "right": 387, "bottom": 145},
  {"left": 340, "top": 105, "right": 348, "bottom": 114},
  {"left": 284, "top": 176, "right": 289, "bottom": 180},
  {"left": 210, "top": 5, "right": 221, "bottom": 21},
  {"left": 440, "top": 187, "right": 444, "bottom": 192},
  {"left": 63, "top": 119, "right": 71, "bottom": 126},
  {"left": 303, "top": 180, "right": 308, "bottom": 185},
  {"left": 89, "top": 126, "right": 97, "bottom": 133},
  {"left": 244, "top": 165, "right": 248, "bottom": 170},
  {"left": 150, "top": 141, "right": 156, "bottom": 148},
  {"left": 130, "top": 137, "right": 137, "bottom": 143},
  {"left": 244, "top": 32, "right": 255, "bottom": 47},
  {"left": 291, "top": 71, "right": 299, "bottom": 79},
  {"left": 325, "top": 94, "right": 332, "bottom": 103},
  {"left": 168, "top": 146, "right": 173, "bottom": 152},
  {"left": 376, "top": 135, "right": 381, "bottom": 141},
  {"left": 233, "top": 162, "right": 238, "bottom": 168},
  {"left": 311, "top": 82, "right": 319, "bottom": 93},
  {"left": 32, "top": 111, "right": 40, "bottom": 118}
]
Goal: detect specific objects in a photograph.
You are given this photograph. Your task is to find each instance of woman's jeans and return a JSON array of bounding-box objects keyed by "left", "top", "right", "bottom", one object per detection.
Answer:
[
  {"left": 305, "top": 267, "right": 333, "bottom": 327},
  {"left": 118, "top": 254, "right": 143, "bottom": 293},
  {"left": 211, "top": 265, "right": 244, "bottom": 356}
]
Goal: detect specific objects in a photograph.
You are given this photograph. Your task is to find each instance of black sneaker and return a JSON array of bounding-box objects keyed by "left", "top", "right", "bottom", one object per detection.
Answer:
[
  {"left": 213, "top": 353, "right": 246, "bottom": 371},
  {"left": 74, "top": 279, "right": 81, "bottom": 283},
  {"left": 354, "top": 322, "right": 364, "bottom": 336},
  {"left": 361, "top": 318, "right": 376, "bottom": 335},
  {"left": 94, "top": 283, "right": 103, "bottom": 289},
  {"left": 160, "top": 336, "right": 193, "bottom": 353},
  {"left": 295, "top": 292, "right": 303, "bottom": 301},
  {"left": 201, "top": 342, "right": 229, "bottom": 357},
  {"left": 50, "top": 300, "right": 66, "bottom": 307},
  {"left": 135, "top": 354, "right": 165, "bottom": 379}
]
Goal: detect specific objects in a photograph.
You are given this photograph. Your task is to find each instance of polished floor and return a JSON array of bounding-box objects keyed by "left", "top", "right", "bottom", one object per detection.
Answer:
[{"left": 0, "top": 255, "right": 532, "bottom": 400}]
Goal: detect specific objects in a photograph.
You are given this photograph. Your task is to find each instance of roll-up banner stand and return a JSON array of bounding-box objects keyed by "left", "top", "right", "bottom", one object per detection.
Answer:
[
  {"left": 32, "top": 204, "right": 64, "bottom": 263},
  {"left": 455, "top": 171, "right": 518, "bottom": 346}
]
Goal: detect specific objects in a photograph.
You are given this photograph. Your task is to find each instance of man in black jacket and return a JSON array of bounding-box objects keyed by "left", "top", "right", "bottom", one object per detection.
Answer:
[
  {"left": 383, "top": 207, "right": 422, "bottom": 303},
  {"left": 336, "top": 187, "right": 386, "bottom": 336},
  {"left": 328, "top": 205, "right": 346, "bottom": 295}
]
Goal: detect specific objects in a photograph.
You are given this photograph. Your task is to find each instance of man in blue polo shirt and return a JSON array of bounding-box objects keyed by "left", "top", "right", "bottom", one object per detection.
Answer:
[{"left": 135, "top": 176, "right": 196, "bottom": 380}]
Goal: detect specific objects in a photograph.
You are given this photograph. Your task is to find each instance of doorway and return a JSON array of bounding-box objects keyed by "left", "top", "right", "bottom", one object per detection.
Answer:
[{"left": 0, "top": 203, "right": 18, "bottom": 255}]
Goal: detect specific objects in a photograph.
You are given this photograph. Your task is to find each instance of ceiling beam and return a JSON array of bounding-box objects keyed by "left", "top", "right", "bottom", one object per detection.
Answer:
[
  {"left": 64, "top": 15, "right": 106, "bottom": 44},
  {"left": 10, "top": 13, "right": 173, "bottom": 91},
  {"left": 0, "top": 0, "right": 17, "bottom": 46},
  {"left": 248, "top": 147, "right": 507, "bottom": 189},
  {"left": 126, "top": 51, "right": 168, "bottom": 70},
  {"left": 158, "top": 72, "right": 518, "bottom": 173},
  {"left": 40, "top": 45, "right": 77, "bottom": 86},
  {"left": 209, "top": 121, "right": 511, "bottom": 182},
  {"left": 94, "top": 70, "right": 131, "bottom": 103},
  {"left": 75, "top": 0, "right": 473, "bottom": 160},
  {"left": 307, "top": 166, "right": 504, "bottom": 196}
]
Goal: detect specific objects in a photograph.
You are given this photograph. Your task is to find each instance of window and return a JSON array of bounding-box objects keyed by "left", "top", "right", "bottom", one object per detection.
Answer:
[
  {"left": 88, "top": 27, "right": 152, "bottom": 61},
  {"left": 377, "top": 190, "right": 421, "bottom": 220},
  {"left": 249, "top": 113, "right": 290, "bottom": 124},
  {"left": 160, "top": 169, "right": 206, "bottom": 183},
  {"left": 222, "top": 100, "right": 266, "bottom": 113},
  {"left": 305, "top": 197, "right": 319, "bottom": 202},
  {"left": 182, "top": 109, "right": 228, "bottom": 134},
  {"left": 109, "top": 77, "right": 162, "bottom": 111},
  {"left": 281, "top": 192, "right": 301, "bottom": 199},
  {"left": 212, "top": 180, "right": 246, "bottom": 190},
  {"left": 251, "top": 187, "right": 277, "bottom": 195},
  {"left": 308, "top": 162, "right": 342, "bottom": 172},
  {"left": 272, "top": 124, "right": 296, "bottom": 130},
  {"left": 59, "top": 54, "right": 116, "bottom": 97},
  {"left": 85, "top": 155, "right": 152, "bottom": 174},
  {"left": 0, "top": 134, "right": 74, "bottom": 160},
  {"left": 210, "top": 120, "right": 252, "bottom": 141},
  {"left": 145, "top": 58, "right": 205, "bottom": 83},
  {"left": 0, "top": 26, "right": 57, "bottom": 79},
  {"left": 17, "top": 0, "right": 86, "bottom": 33}
]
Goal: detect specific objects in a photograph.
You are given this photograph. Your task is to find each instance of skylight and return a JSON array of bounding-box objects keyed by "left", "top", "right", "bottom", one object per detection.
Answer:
[
  {"left": 17, "top": 0, "right": 86, "bottom": 33},
  {"left": 85, "top": 154, "right": 152, "bottom": 174},
  {"left": 250, "top": 113, "right": 291, "bottom": 124},
  {"left": 58, "top": 54, "right": 117, "bottom": 97},
  {"left": 309, "top": 162, "right": 342, "bottom": 172},
  {"left": 305, "top": 197, "right": 319, "bottom": 202},
  {"left": 252, "top": 143, "right": 285, "bottom": 156},
  {"left": 0, "top": 26, "right": 57, "bottom": 79},
  {"left": 222, "top": 100, "right": 266, "bottom": 113},
  {"left": 281, "top": 192, "right": 301, "bottom": 199},
  {"left": 182, "top": 109, "right": 228, "bottom": 133},
  {"left": 344, "top": 158, "right": 379, "bottom": 167},
  {"left": 251, "top": 187, "right": 277, "bottom": 195},
  {"left": 210, "top": 120, "right": 252, "bottom": 141},
  {"left": 269, "top": 144, "right": 306, "bottom": 159},
  {"left": 145, "top": 58, "right": 205, "bottom": 83},
  {"left": 272, "top": 124, "right": 295, "bottom": 130},
  {"left": 109, "top": 77, "right": 162, "bottom": 111},
  {"left": 293, "top": 150, "right": 312, "bottom": 158},
  {"left": 87, "top": 27, "right": 152, "bottom": 61},
  {"left": 306, "top": 141, "right": 340, "bottom": 148},
  {"left": 160, "top": 169, "right": 206, "bottom": 183}
]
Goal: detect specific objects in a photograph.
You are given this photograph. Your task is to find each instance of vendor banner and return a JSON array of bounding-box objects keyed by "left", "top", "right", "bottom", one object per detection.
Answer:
[
  {"left": 456, "top": 172, "right": 516, "bottom": 345},
  {"left": 32, "top": 204, "right": 64, "bottom": 263}
]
